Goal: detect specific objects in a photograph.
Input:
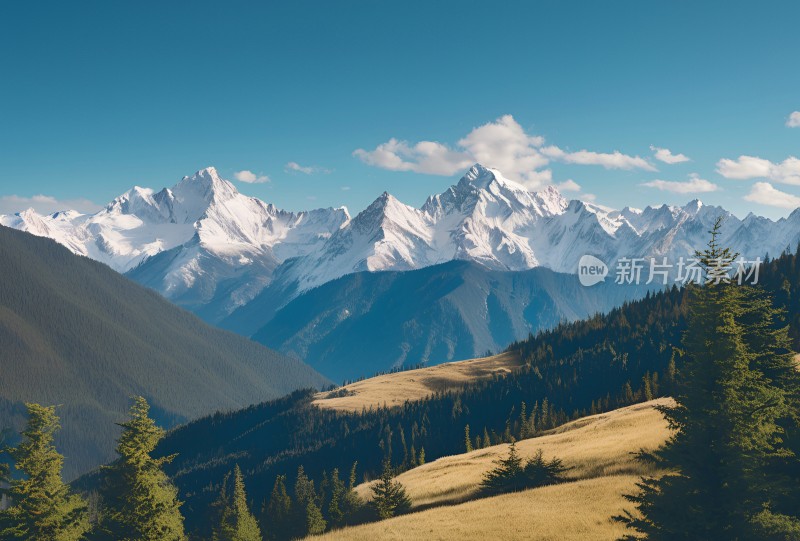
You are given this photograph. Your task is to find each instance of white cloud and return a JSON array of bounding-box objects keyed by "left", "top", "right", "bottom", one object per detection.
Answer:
[
  {"left": 0, "top": 194, "right": 101, "bottom": 215},
  {"left": 641, "top": 173, "right": 719, "bottom": 194},
  {"left": 340, "top": 186, "right": 351, "bottom": 191},
  {"left": 556, "top": 179, "right": 582, "bottom": 192},
  {"left": 456, "top": 114, "right": 550, "bottom": 186},
  {"left": 233, "top": 170, "right": 270, "bottom": 183},
  {"left": 744, "top": 182, "right": 800, "bottom": 209},
  {"left": 650, "top": 145, "right": 690, "bottom": 164},
  {"left": 787, "top": 111, "right": 800, "bottom": 128},
  {"left": 353, "top": 138, "right": 474, "bottom": 176},
  {"left": 354, "top": 114, "right": 655, "bottom": 189},
  {"left": 540, "top": 146, "right": 657, "bottom": 171},
  {"left": 285, "top": 162, "right": 330, "bottom": 175},
  {"left": 716, "top": 155, "right": 800, "bottom": 185}
]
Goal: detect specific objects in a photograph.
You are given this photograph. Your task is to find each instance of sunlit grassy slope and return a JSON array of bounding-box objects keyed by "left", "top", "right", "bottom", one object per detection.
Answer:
[
  {"left": 313, "top": 351, "right": 523, "bottom": 412},
  {"left": 315, "top": 398, "right": 673, "bottom": 541}
]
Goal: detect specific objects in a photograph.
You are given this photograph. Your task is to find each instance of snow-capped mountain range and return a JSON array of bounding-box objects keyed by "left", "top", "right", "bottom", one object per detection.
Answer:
[{"left": 3, "top": 164, "right": 800, "bottom": 321}]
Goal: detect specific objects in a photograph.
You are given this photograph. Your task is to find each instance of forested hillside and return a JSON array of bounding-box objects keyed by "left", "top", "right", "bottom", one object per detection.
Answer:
[
  {"left": 148, "top": 246, "right": 800, "bottom": 538},
  {"left": 227, "top": 260, "right": 650, "bottom": 382},
  {"left": 0, "top": 226, "right": 329, "bottom": 478},
  {"left": 151, "top": 286, "right": 686, "bottom": 536}
]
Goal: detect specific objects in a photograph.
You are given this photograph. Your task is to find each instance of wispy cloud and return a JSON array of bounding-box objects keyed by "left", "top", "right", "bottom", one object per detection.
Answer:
[
  {"left": 233, "top": 170, "right": 270, "bottom": 183},
  {"left": 284, "top": 162, "right": 331, "bottom": 175},
  {"left": 541, "top": 146, "right": 656, "bottom": 171},
  {"left": 556, "top": 179, "right": 581, "bottom": 192},
  {"left": 354, "top": 114, "right": 653, "bottom": 190},
  {"left": 744, "top": 182, "right": 800, "bottom": 209},
  {"left": 642, "top": 173, "right": 719, "bottom": 194},
  {"left": 716, "top": 155, "right": 800, "bottom": 185},
  {"left": 787, "top": 111, "right": 800, "bottom": 128},
  {"left": 650, "top": 145, "right": 690, "bottom": 164},
  {"left": 0, "top": 194, "right": 101, "bottom": 215}
]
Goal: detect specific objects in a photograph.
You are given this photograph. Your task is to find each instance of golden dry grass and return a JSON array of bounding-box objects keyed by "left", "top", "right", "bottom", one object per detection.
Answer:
[
  {"left": 317, "top": 475, "right": 640, "bottom": 541},
  {"left": 313, "top": 398, "right": 674, "bottom": 541},
  {"left": 313, "top": 351, "right": 523, "bottom": 412}
]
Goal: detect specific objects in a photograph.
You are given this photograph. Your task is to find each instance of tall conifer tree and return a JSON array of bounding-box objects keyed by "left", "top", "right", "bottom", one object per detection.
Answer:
[
  {"left": 95, "top": 396, "right": 186, "bottom": 541},
  {"left": 370, "top": 462, "right": 411, "bottom": 520},
  {"left": 262, "top": 475, "right": 291, "bottom": 541},
  {"left": 0, "top": 404, "right": 89, "bottom": 541},
  {"left": 291, "top": 466, "right": 325, "bottom": 537},
  {"left": 620, "top": 218, "right": 800, "bottom": 539},
  {"left": 212, "top": 465, "right": 262, "bottom": 541}
]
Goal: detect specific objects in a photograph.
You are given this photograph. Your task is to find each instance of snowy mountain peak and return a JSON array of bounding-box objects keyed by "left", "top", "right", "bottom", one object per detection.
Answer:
[
  {"left": 683, "top": 199, "right": 704, "bottom": 214},
  {"left": 104, "top": 184, "right": 171, "bottom": 224},
  {"left": 4, "top": 164, "right": 800, "bottom": 324},
  {"left": 460, "top": 163, "right": 498, "bottom": 189},
  {"left": 350, "top": 191, "right": 423, "bottom": 235},
  {"left": 51, "top": 209, "right": 82, "bottom": 220},
  {"left": 17, "top": 207, "right": 40, "bottom": 219},
  {"left": 457, "top": 163, "right": 526, "bottom": 193},
  {"left": 174, "top": 166, "right": 238, "bottom": 203}
]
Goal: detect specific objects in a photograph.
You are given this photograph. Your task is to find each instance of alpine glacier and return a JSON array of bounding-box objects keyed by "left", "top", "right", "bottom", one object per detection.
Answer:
[{"left": 3, "top": 164, "right": 800, "bottom": 321}]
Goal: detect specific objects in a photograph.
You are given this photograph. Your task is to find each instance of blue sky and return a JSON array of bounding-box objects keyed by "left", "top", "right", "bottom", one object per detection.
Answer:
[{"left": 1, "top": 1, "right": 799, "bottom": 218}]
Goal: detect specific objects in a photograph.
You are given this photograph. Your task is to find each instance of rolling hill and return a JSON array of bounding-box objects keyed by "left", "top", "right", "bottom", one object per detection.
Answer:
[
  {"left": 148, "top": 284, "right": 689, "bottom": 536},
  {"left": 313, "top": 351, "right": 523, "bottom": 412},
  {"left": 316, "top": 399, "right": 672, "bottom": 541},
  {"left": 0, "top": 225, "right": 329, "bottom": 478},
  {"left": 115, "top": 248, "right": 800, "bottom": 538}
]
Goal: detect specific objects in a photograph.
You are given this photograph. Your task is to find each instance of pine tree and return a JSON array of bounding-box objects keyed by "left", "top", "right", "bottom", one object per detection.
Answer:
[
  {"left": 417, "top": 447, "right": 425, "bottom": 465},
  {"left": 325, "top": 469, "right": 345, "bottom": 528},
  {"left": 304, "top": 501, "right": 326, "bottom": 536},
  {"left": 212, "top": 465, "right": 262, "bottom": 541},
  {"left": 291, "top": 466, "right": 325, "bottom": 537},
  {"left": 211, "top": 471, "right": 233, "bottom": 541},
  {"left": 262, "top": 475, "right": 291, "bottom": 541},
  {"left": 479, "top": 441, "right": 525, "bottom": 495},
  {"left": 523, "top": 449, "right": 568, "bottom": 487},
  {"left": 95, "top": 396, "right": 186, "bottom": 541},
  {"left": 1, "top": 427, "right": 12, "bottom": 501},
  {"left": 464, "top": 425, "right": 473, "bottom": 452},
  {"left": 348, "top": 462, "right": 358, "bottom": 491},
  {"left": 620, "top": 218, "right": 800, "bottom": 539},
  {"left": 480, "top": 443, "right": 568, "bottom": 497},
  {"left": 0, "top": 404, "right": 90, "bottom": 541},
  {"left": 370, "top": 462, "right": 411, "bottom": 520},
  {"left": 622, "top": 381, "right": 635, "bottom": 403},
  {"left": 340, "top": 462, "right": 363, "bottom": 525},
  {"left": 641, "top": 373, "right": 654, "bottom": 402},
  {"left": 293, "top": 466, "right": 313, "bottom": 507},
  {"left": 738, "top": 281, "right": 800, "bottom": 534}
]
